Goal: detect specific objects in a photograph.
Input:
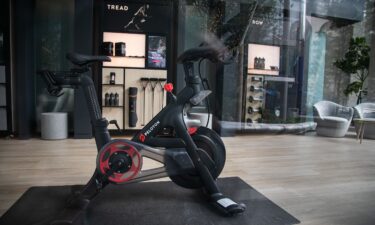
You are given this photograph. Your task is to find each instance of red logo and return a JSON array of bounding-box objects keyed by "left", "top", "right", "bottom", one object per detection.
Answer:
[
  {"left": 188, "top": 127, "right": 198, "bottom": 135},
  {"left": 139, "top": 134, "right": 146, "bottom": 142},
  {"left": 164, "top": 83, "right": 174, "bottom": 92}
]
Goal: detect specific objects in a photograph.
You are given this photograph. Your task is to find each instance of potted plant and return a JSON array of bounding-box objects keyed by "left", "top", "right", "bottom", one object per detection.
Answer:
[{"left": 334, "top": 37, "right": 370, "bottom": 104}]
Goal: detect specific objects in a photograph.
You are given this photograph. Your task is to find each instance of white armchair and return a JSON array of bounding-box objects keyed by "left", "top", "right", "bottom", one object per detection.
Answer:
[
  {"left": 354, "top": 103, "right": 375, "bottom": 139},
  {"left": 313, "top": 101, "right": 354, "bottom": 137}
]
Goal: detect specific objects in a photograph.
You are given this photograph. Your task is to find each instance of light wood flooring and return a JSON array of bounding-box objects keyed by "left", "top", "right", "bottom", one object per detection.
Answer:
[{"left": 0, "top": 133, "right": 374, "bottom": 225}]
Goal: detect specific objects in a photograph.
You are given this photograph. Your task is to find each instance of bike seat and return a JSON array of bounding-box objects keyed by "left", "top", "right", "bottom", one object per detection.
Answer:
[{"left": 66, "top": 53, "right": 111, "bottom": 66}]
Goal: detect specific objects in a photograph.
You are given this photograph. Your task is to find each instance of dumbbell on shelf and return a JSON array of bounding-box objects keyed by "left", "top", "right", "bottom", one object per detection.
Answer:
[
  {"left": 248, "top": 96, "right": 263, "bottom": 103},
  {"left": 247, "top": 106, "right": 262, "bottom": 114},
  {"left": 249, "top": 85, "right": 263, "bottom": 92}
]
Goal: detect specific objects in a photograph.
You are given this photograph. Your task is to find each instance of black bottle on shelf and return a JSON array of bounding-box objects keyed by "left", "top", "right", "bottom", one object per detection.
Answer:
[
  {"left": 105, "top": 93, "right": 110, "bottom": 106},
  {"left": 109, "top": 93, "right": 114, "bottom": 106},
  {"left": 115, "top": 42, "right": 126, "bottom": 56},
  {"left": 261, "top": 58, "right": 265, "bottom": 69},
  {"left": 114, "top": 93, "right": 119, "bottom": 106},
  {"left": 246, "top": 118, "right": 253, "bottom": 125},
  {"left": 102, "top": 42, "right": 114, "bottom": 56},
  {"left": 254, "top": 57, "right": 258, "bottom": 69},
  {"left": 110, "top": 72, "right": 116, "bottom": 85}
]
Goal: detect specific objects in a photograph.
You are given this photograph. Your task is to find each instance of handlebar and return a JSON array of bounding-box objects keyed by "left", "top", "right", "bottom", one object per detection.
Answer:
[
  {"left": 39, "top": 52, "right": 109, "bottom": 97},
  {"left": 177, "top": 44, "right": 235, "bottom": 65},
  {"left": 38, "top": 70, "right": 83, "bottom": 97}
]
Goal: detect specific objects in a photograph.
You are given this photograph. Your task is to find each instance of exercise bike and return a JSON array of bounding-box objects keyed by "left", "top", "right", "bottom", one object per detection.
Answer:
[{"left": 39, "top": 44, "right": 245, "bottom": 225}]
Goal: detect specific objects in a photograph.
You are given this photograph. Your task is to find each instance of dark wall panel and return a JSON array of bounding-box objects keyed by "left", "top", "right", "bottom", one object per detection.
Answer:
[
  {"left": 13, "top": 0, "right": 35, "bottom": 139},
  {"left": 73, "top": 0, "right": 94, "bottom": 138}
]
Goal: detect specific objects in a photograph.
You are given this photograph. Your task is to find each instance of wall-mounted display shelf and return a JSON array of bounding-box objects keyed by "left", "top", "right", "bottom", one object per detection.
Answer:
[
  {"left": 247, "top": 43, "right": 280, "bottom": 76},
  {"left": 124, "top": 69, "right": 167, "bottom": 130},
  {"left": 0, "top": 65, "right": 9, "bottom": 133},
  {"left": 101, "top": 67, "right": 125, "bottom": 130},
  {"left": 102, "top": 32, "right": 146, "bottom": 68},
  {"left": 100, "top": 32, "right": 168, "bottom": 133}
]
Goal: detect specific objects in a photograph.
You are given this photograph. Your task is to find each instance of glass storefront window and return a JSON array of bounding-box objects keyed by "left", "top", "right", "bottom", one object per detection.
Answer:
[
  {"left": 34, "top": 0, "right": 75, "bottom": 131},
  {"left": 177, "top": 0, "right": 374, "bottom": 135},
  {"left": 24, "top": 0, "right": 375, "bottom": 136}
]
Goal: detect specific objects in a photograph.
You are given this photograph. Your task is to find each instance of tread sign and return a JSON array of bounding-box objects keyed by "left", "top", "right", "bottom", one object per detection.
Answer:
[{"left": 103, "top": 0, "right": 173, "bottom": 33}]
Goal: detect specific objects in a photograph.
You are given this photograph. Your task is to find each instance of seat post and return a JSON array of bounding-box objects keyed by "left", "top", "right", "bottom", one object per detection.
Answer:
[
  {"left": 80, "top": 71, "right": 111, "bottom": 151},
  {"left": 183, "top": 61, "right": 201, "bottom": 95}
]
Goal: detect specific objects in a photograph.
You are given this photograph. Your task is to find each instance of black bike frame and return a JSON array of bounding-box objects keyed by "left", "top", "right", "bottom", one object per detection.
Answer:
[
  {"left": 48, "top": 60, "right": 217, "bottom": 198},
  {"left": 40, "top": 57, "right": 244, "bottom": 224}
]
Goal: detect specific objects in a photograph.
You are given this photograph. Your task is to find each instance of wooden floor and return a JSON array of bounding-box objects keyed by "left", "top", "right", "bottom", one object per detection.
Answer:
[{"left": 0, "top": 133, "right": 374, "bottom": 225}]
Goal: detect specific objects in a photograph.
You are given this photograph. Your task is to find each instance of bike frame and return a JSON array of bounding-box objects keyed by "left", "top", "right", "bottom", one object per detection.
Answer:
[
  {"left": 44, "top": 60, "right": 215, "bottom": 195},
  {"left": 41, "top": 55, "right": 244, "bottom": 224}
]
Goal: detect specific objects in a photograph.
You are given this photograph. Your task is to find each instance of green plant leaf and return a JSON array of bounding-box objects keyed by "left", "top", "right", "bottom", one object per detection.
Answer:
[
  {"left": 343, "top": 81, "right": 362, "bottom": 96},
  {"left": 333, "top": 37, "right": 370, "bottom": 74}
]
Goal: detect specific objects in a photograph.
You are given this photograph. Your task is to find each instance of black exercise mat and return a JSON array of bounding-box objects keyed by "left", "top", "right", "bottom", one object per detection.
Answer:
[{"left": 0, "top": 177, "right": 300, "bottom": 225}]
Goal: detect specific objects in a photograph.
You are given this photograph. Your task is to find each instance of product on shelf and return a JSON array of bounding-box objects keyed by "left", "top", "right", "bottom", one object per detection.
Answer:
[
  {"left": 114, "top": 93, "right": 119, "bottom": 106},
  {"left": 261, "top": 58, "right": 265, "bottom": 69},
  {"left": 158, "top": 78, "right": 167, "bottom": 108},
  {"left": 129, "top": 87, "right": 138, "bottom": 127},
  {"left": 109, "top": 93, "right": 115, "bottom": 106},
  {"left": 249, "top": 85, "right": 263, "bottom": 92},
  {"left": 247, "top": 106, "right": 259, "bottom": 114},
  {"left": 104, "top": 92, "right": 120, "bottom": 106},
  {"left": 110, "top": 72, "right": 116, "bottom": 85},
  {"left": 254, "top": 57, "right": 259, "bottom": 69},
  {"left": 115, "top": 42, "right": 126, "bottom": 56},
  {"left": 246, "top": 118, "right": 252, "bottom": 125},
  {"left": 248, "top": 95, "right": 263, "bottom": 103},
  {"left": 251, "top": 76, "right": 263, "bottom": 82},
  {"left": 270, "top": 66, "right": 279, "bottom": 71},
  {"left": 149, "top": 78, "right": 159, "bottom": 117},
  {"left": 102, "top": 42, "right": 114, "bottom": 56},
  {"left": 140, "top": 78, "right": 150, "bottom": 126},
  {"left": 105, "top": 93, "right": 110, "bottom": 106},
  {"left": 254, "top": 57, "right": 265, "bottom": 69}
]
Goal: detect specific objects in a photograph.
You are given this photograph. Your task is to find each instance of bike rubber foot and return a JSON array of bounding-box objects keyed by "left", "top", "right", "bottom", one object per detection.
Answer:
[{"left": 210, "top": 193, "right": 246, "bottom": 216}]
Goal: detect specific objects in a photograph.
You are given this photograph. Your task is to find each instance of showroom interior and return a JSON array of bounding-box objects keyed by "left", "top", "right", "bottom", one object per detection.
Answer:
[{"left": 0, "top": 0, "right": 375, "bottom": 224}]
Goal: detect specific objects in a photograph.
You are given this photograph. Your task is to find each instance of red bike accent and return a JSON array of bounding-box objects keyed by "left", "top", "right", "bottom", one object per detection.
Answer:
[
  {"left": 164, "top": 83, "right": 173, "bottom": 92},
  {"left": 98, "top": 140, "right": 142, "bottom": 184},
  {"left": 188, "top": 127, "right": 198, "bottom": 135},
  {"left": 139, "top": 134, "right": 146, "bottom": 142}
]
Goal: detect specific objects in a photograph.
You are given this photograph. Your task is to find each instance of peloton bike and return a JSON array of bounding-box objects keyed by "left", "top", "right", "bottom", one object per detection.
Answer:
[{"left": 39, "top": 42, "right": 246, "bottom": 225}]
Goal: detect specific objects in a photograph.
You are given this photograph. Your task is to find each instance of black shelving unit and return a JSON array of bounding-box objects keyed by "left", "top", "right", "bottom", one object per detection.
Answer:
[
  {"left": 95, "top": 1, "right": 175, "bottom": 134},
  {"left": 0, "top": 1, "right": 12, "bottom": 136}
]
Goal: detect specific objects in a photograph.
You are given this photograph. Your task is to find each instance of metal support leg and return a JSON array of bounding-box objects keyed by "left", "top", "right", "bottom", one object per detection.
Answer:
[{"left": 360, "top": 123, "right": 365, "bottom": 144}]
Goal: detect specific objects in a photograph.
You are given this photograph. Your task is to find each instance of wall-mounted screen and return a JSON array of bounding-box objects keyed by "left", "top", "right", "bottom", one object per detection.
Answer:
[
  {"left": 248, "top": 44, "right": 280, "bottom": 76},
  {"left": 147, "top": 35, "right": 166, "bottom": 68}
]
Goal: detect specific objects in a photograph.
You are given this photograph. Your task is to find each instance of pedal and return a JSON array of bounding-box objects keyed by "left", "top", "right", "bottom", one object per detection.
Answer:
[{"left": 210, "top": 193, "right": 246, "bottom": 216}]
